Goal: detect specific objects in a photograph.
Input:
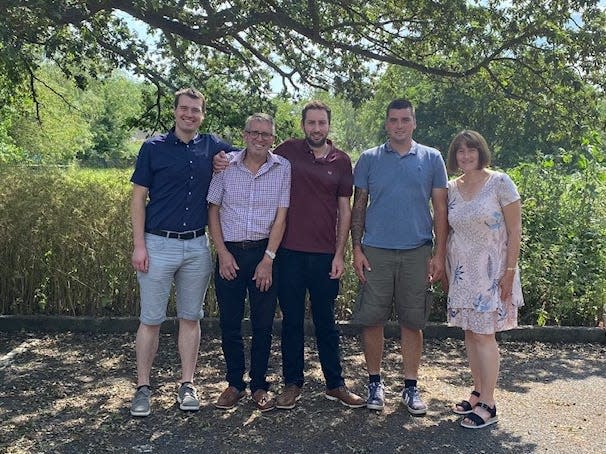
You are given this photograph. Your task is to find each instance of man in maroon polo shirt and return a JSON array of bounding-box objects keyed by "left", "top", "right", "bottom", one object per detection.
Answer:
[{"left": 273, "top": 101, "right": 364, "bottom": 409}]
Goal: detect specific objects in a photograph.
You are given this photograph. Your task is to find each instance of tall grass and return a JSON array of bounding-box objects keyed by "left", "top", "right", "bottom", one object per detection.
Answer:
[{"left": 0, "top": 167, "right": 137, "bottom": 315}]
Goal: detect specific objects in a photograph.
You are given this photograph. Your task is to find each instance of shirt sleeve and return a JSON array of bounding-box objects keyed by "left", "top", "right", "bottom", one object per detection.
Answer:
[
  {"left": 337, "top": 155, "right": 354, "bottom": 197},
  {"left": 496, "top": 172, "right": 521, "bottom": 207},
  {"left": 130, "top": 142, "right": 152, "bottom": 188},
  {"left": 353, "top": 152, "right": 370, "bottom": 190},
  {"left": 278, "top": 160, "right": 291, "bottom": 208},
  {"left": 210, "top": 134, "right": 240, "bottom": 155},
  {"left": 431, "top": 151, "right": 449, "bottom": 189},
  {"left": 206, "top": 171, "right": 225, "bottom": 205}
]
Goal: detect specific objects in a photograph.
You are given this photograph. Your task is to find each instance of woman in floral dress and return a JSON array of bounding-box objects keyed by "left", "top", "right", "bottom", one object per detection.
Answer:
[{"left": 444, "top": 130, "right": 523, "bottom": 429}]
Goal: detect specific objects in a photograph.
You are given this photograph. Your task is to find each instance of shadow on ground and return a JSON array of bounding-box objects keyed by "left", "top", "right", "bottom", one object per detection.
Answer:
[{"left": 1, "top": 331, "right": 604, "bottom": 453}]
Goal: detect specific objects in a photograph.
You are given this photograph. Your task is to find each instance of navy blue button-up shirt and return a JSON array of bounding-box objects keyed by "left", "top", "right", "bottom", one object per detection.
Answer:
[{"left": 131, "top": 128, "right": 238, "bottom": 232}]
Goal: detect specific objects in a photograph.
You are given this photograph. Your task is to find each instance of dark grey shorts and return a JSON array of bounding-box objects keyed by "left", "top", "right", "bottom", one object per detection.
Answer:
[{"left": 352, "top": 244, "right": 433, "bottom": 330}]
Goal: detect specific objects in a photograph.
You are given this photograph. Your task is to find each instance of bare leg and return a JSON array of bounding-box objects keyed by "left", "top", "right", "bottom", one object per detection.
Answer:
[
  {"left": 474, "top": 332, "right": 499, "bottom": 404},
  {"left": 362, "top": 325, "right": 384, "bottom": 375},
  {"left": 400, "top": 326, "right": 423, "bottom": 380},
  {"left": 463, "top": 332, "right": 499, "bottom": 423},
  {"left": 464, "top": 329, "right": 482, "bottom": 397},
  {"left": 136, "top": 323, "right": 161, "bottom": 386},
  {"left": 178, "top": 318, "right": 201, "bottom": 384}
]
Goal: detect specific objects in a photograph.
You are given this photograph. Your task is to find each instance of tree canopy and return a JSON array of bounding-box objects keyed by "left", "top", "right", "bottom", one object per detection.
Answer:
[{"left": 2, "top": 0, "right": 605, "bottom": 104}]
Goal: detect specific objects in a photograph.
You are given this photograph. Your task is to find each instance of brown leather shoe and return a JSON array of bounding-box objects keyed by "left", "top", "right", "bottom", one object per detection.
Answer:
[
  {"left": 325, "top": 386, "right": 366, "bottom": 408},
  {"left": 215, "top": 386, "right": 246, "bottom": 409},
  {"left": 252, "top": 389, "right": 276, "bottom": 412},
  {"left": 276, "top": 384, "right": 301, "bottom": 410}
]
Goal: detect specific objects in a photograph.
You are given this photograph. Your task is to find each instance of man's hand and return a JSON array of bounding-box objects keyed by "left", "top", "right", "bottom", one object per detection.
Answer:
[
  {"left": 217, "top": 250, "right": 239, "bottom": 280},
  {"left": 329, "top": 255, "right": 346, "bottom": 279},
  {"left": 427, "top": 254, "right": 445, "bottom": 284},
  {"left": 131, "top": 245, "right": 149, "bottom": 273},
  {"left": 213, "top": 151, "right": 230, "bottom": 172},
  {"left": 352, "top": 247, "right": 371, "bottom": 283},
  {"left": 253, "top": 257, "right": 273, "bottom": 292}
]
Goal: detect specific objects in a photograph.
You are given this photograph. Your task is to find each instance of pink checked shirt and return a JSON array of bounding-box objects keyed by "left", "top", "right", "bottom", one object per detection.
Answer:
[{"left": 207, "top": 149, "right": 291, "bottom": 241}]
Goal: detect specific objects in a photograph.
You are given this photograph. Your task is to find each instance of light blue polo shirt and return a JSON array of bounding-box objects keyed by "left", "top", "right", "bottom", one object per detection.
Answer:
[{"left": 353, "top": 140, "right": 448, "bottom": 250}]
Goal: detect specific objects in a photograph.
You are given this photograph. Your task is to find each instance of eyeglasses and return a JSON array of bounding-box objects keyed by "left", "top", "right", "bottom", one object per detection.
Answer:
[{"left": 245, "top": 130, "right": 274, "bottom": 140}]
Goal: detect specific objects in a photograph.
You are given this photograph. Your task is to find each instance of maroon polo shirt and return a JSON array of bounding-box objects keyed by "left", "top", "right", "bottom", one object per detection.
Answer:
[{"left": 275, "top": 138, "right": 353, "bottom": 254}]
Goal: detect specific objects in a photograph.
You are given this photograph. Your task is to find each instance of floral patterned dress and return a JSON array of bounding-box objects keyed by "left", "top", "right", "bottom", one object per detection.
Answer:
[{"left": 446, "top": 171, "right": 524, "bottom": 334}]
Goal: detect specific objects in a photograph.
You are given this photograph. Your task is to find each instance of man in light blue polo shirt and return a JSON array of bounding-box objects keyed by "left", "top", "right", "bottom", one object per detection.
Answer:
[{"left": 351, "top": 98, "right": 448, "bottom": 414}]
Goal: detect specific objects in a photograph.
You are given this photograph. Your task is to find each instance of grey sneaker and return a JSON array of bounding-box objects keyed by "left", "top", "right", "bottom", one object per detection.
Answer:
[
  {"left": 177, "top": 382, "right": 200, "bottom": 411},
  {"left": 402, "top": 386, "right": 427, "bottom": 415},
  {"left": 130, "top": 385, "right": 151, "bottom": 417},
  {"left": 366, "top": 381, "right": 385, "bottom": 411}
]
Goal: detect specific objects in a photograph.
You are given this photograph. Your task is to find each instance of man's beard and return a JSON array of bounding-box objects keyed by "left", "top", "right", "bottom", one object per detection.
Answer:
[{"left": 305, "top": 135, "right": 327, "bottom": 148}]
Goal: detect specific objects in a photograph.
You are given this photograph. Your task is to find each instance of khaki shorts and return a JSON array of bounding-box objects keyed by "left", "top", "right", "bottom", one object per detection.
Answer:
[{"left": 352, "top": 244, "right": 433, "bottom": 330}]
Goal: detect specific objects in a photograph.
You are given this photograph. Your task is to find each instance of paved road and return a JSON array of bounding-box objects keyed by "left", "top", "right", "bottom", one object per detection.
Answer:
[{"left": 1, "top": 329, "right": 605, "bottom": 453}]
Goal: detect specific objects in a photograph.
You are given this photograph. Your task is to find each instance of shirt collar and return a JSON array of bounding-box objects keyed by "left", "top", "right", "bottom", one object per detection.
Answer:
[
  {"left": 168, "top": 127, "right": 200, "bottom": 145},
  {"left": 385, "top": 139, "right": 418, "bottom": 155},
  {"left": 306, "top": 138, "right": 335, "bottom": 160},
  {"left": 231, "top": 149, "right": 282, "bottom": 167}
]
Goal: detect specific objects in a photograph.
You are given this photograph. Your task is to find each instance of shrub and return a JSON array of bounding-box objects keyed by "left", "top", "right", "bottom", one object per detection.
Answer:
[
  {"left": 511, "top": 144, "right": 606, "bottom": 326},
  {"left": 1, "top": 154, "right": 605, "bottom": 326},
  {"left": 0, "top": 167, "right": 136, "bottom": 315}
]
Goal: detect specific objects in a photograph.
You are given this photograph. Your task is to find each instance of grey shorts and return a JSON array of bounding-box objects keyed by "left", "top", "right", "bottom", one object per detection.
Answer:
[
  {"left": 352, "top": 244, "right": 434, "bottom": 330},
  {"left": 137, "top": 233, "right": 213, "bottom": 325}
]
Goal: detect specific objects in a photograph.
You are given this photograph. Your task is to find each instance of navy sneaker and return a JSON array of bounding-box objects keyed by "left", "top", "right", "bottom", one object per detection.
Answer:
[
  {"left": 402, "top": 386, "right": 427, "bottom": 415},
  {"left": 366, "top": 381, "right": 385, "bottom": 411}
]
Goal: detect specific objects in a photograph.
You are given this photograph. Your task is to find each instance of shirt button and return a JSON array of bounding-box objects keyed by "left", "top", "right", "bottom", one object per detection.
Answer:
[
  {"left": 190, "top": 176, "right": 193, "bottom": 179},
  {"left": 185, "top": 207, "right": 189, "bottom": 211},
  {"left": 183, "top": 223, "right": 187, "bottom": 226},
  {"left": 190, "top": 160, "right": 193, "bottom": 164}
]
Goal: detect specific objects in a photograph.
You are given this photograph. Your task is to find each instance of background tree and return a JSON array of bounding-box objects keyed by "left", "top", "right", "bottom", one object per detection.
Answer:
[
  {"left": 8, "top": 64, "right": 93, "bottom": 164},
  {"left": 78, "top": 74, "right": 148, "bottom": 167},
  {"left": 2, "top": 0, "right": 605, "bottom": 126}
]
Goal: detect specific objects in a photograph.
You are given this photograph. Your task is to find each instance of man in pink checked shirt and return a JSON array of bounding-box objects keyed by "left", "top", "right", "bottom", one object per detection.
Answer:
[{"left": 207, "top": 113, "right": 291, "bottom": 412}]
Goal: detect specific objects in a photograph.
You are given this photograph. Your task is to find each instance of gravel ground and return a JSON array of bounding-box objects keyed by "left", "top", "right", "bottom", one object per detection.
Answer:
[{"left": 1, "top": 330, "right": 605, "bottom": 454}]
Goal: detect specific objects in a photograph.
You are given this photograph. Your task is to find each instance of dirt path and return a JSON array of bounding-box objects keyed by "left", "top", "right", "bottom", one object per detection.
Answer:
[{"left": 1, "top": 331, "right": 605, "bottom": 453}]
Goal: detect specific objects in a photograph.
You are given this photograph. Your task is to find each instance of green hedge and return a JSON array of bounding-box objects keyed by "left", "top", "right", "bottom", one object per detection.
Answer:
[{"left": 1, "top": 158, "right": 604, "bottom": 326}]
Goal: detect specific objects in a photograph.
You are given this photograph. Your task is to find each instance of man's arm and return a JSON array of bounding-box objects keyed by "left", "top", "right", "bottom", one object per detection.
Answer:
[
  {"left": 330, "top": 195, "right": 352, "bottom": 279},
  {"left": 429, "top": 187, "right": 448, "bottom": 283},
  {"left": 207, "top": 203, "right": 239, "bottom": 280},
  {"left": 253, "top": 207, "right": 288, "bottom": 292},
  {"left": 131, "top": 184, "right": 149, "bottom": 272},
  {"left": 351, "top": 187, "right": 371, "bottom": 283}
]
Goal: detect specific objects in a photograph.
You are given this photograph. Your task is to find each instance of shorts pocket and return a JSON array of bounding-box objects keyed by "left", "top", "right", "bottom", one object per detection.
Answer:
[{"left": 144, "top": 233, "right": 167, "bottom": 251}]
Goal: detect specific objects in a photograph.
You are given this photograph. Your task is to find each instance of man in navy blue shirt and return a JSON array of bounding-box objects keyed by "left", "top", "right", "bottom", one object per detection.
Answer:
[{"left": 129, "top": 87, "right": 237, "bottom": 417}]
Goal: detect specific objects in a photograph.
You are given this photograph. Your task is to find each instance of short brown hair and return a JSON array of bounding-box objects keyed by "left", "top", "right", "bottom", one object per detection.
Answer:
[
  {"left": 386, "top": 99, "right": 415, "bottom": 119},
  {"left": 446, "top": 130, "right": 491, "bottom": 173},
  {"left": 174, "top": 87, "right": 206, "bottom": 112},
  {"left": 302, "top": 100, "right": 331, "bottom": 124}
]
